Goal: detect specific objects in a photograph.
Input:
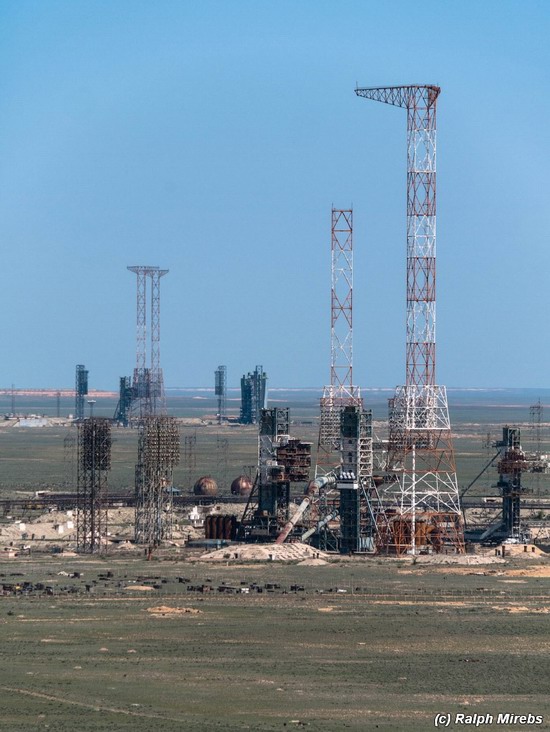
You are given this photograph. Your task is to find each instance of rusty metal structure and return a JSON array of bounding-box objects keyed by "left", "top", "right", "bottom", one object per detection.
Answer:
[
  {"left": 76, "top": 418, "right": 112, "bottom": 552},
  {"left": 356, "top": 84, "right": 463, "bottom": 555},
  {"left": 127, "top": 266, "right": 168, "bottom": 421},
  {"left": 239, "top": 408, "right": 312, "bottom": 541},
  {"left": 317, "top": 209, "right": 361, "bottom": 475},
  {"left": 74, "top": 364, "right": 88, "bottom": 421},
  {"left": 135, "top": 415, "right": 180, "bottom": 547}
]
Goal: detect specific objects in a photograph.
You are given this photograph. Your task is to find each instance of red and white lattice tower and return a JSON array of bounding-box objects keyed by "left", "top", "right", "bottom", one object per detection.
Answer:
[
  {"left": 355, "top": 85, "right": 463, "bottom": 554},
  {"left": 317, "top": 209, "right": 361, "bottom": 475}
]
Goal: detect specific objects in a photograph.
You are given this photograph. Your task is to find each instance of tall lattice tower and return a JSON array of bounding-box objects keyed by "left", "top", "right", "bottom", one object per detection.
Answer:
[
  {"left": 317, "top": 209, "right": 361, "bottom": 474},
  {"left": 76, "top": 418, "right": 112, "bottom": 553},
  {"left": 215, "top": 365, "right": 227, "bottom": 424},
  {"left": 355, "top": 85, "right": 463, "bottom": 555},
  {"left": 135, "top": 415, "right": 180, "bottom": 547},
  {"left": 128, "top": 266, "right": 168, "bottom": 420}
]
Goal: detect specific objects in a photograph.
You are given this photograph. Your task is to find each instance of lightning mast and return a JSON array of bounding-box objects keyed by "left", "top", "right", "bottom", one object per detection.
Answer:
[
  {"left": 127, "top": 266, "right": 168, "bottom": 420},
  {"left": 317, "top": 209, "right": 361, "bottom": 473},
  {"left": 355, "top": 85, "right": 463, "bottom": 554}
]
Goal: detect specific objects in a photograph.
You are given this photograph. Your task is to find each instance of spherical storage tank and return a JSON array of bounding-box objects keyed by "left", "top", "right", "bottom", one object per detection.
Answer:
[
  {"left": 193, "top": 476, "right": 218, "bottom": 496},
  {"left": 230, "top": 475, "right": 253, "bottom": 496}
]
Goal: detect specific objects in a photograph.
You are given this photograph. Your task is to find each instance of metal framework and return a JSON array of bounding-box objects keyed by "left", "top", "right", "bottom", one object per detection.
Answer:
[
  {"left": 530, "top": 399, "right": 544, "bottom": 495},
  {"left": 240, "top": 408, "right": 312, "bottom": 541},
  {"left": 215, "top": 365, "right": 227, "bottom": 424},
  {"left": 114, "top": 376, "right": 133, "bottom": 427},
  {"left": 356, "top": 84, "right": 463, "bottom": 554},
  {"left": 240, "top": 365, "right": 268, "bottom": 424},
  {"left": 318, "top": 209, "right": 361, "bottom": 473},
  {"left": 135, "top": 416, "right": 180, "bottom": 547},
  {"left": 127, "top": 266, "right": 168, "bottom": 420},
  {"left": 76, "top": 418, "right": 112, "bottom": 553},
  {"left": 75, "top": 365, "right": 88, "bottom": 421}
]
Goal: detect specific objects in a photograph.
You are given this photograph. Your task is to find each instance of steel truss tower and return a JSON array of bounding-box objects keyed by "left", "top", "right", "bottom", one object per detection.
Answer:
[
  {"left": 128, "top": 266, "right": 168, "bottom": 420},
  {"left": 318, "top": 209, "right": 361, "bottom": 473},
  {"left": 135, "top": 416, "right": 180, "bottom": 547},
  {"left": 355, "top": 85, "right": 463, "bottom": 555},
  {"left": 215, "top": 365, "right": 227, "bottom": 424},
  {"left": 76, "top": 418, "right": 112, "bottom": 553},
  {"left": 75, "top": 364, "right": 88, "bottom": 421}
]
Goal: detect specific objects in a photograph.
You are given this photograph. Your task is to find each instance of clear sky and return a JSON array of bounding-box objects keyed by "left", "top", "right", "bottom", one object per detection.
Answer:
[{"left": 0, "top": 0, "right": 548, "bottom": 390}]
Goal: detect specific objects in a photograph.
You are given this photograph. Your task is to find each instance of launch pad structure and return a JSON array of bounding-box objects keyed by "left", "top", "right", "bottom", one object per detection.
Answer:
[
  {"left": 355, "top": 85, "right": 464, "bottom": 555},
  {"left": 115, "top": 266, "right": 168, "bottom": 425},
  {"left": 76, "top": 418, "right": 112, "bottom": 553},
  {"left": 317, "top": 209, "right": 362, "bottom": 475},
  {"left": 74, "top": 365, "right": 88, "bottom": 422},
  {"left": 134, "top": 415, "right": 180, "bottom": 547}
]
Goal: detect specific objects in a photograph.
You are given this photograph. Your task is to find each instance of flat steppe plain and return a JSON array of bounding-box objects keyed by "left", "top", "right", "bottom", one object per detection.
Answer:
[{"left": 1, "top": 554, "right": 550, "bottom": 731}]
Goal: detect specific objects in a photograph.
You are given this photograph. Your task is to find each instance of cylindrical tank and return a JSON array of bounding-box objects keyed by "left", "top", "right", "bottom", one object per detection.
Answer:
[
  {"left": 194, "top": 476, "right": 218, "bottom": 496},
  {"left": 230, "top": 475, "right": 253, "bottom": 496}
]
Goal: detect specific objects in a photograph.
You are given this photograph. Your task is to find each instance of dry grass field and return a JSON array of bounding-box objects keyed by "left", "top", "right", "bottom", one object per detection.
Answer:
[{"left": 1, "top": 555, "right": 550, "bottom": 731}]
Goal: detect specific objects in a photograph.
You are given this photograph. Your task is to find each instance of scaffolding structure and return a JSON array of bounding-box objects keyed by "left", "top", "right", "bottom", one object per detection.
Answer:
[
  {"left": 356, "top": 84, "right": 463, "bottom": 555},
  {"left": 318, "top": 209, "right": 361, "bottom": 475},
  {"left": 240, "top": 408, "right": 312, "bottom": 541},
  {"left": 127, "top": 266, "right": 168, "bottom": 421},
  {"left": 75, "top": 365, "right": 88, "bottom": 421},
  {"left": 114, "top": 376, "right": 133, "bottom": 427},
  {"left": 135, "top": 416, "right": 180, "bottom": 547},
  {"left": 240, "top": 365, "right": 268, "bottom": 424},
  {"left": 76, "top": 418, "right": 112, "bottom": 553},
  {"left": 215, "top": 365, "right": 227, "bottom": 424}
]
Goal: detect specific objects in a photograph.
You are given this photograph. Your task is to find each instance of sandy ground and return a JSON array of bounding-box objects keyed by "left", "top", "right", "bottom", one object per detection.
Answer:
[{"left": 198, "top": 542, "right": 330, "bottom": 562}]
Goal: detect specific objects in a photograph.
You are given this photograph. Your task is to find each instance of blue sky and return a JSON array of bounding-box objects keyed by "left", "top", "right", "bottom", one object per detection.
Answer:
[{"left": 0, "top": 0, "right": 548, "bottom": 390}]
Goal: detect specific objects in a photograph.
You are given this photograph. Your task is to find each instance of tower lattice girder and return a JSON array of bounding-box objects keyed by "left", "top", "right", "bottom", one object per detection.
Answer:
[
  {"left": 317, "top": 209, "right": 361, "bottom": 475},
  {"left": 356, "top": 84, "right": 463, "bottom": 555},
  {"left": 127, "top": 266, "right": 168, "bottom": 419}
]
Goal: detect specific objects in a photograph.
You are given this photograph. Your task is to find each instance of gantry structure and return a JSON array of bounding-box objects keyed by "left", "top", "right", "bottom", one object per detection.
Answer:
[
  {"left": 239, "top": 365, "right": 268, "bottom": 424},
  {"left": 355, "top": 85, "right": 463, "bottom": 554},
  {"left": 74, "top": 364, "right": 88, "bottom": 421},
  {"left": 317, "top": 209, "right": 362, "bottom": 474},
  {"left": 76, "top": 418, "right": 112, "bottom": 553},
  {"left": 135, "top": 415, "right": 180, "bottom": 547},
  {"left": 128, "top": 266, "right": 168, "bottom": 420},
  {"left": 215, "top": 365, "right": 227, "bottom": 424}
]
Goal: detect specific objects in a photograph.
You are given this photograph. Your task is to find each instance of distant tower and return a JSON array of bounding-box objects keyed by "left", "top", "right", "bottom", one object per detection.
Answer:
[
  {"left": 114, "top": 376, "right": 133, "bottom": 427},
  {"left": 317, "top": 209, "right": 361, "bottom": 474},
  {"left": 75, "top": 365, "right": 89, "bottom": 421},
  {"left": 76, "top": 417, "right": 112, "bottom": 553},
  {"left": 128, "top": 266, "right": 168, "bottom": 420},
  {"left": 135, "top": 416, "right": 180, "bottom": 547},
  {"left": 215, "top": 365, "right": 227, "bottom": 424},
  {"left": 356, "top": 84, "right": 463, "bottom": 554},
  {"left": 240, "top": 366, "right": 268, "bottom": 424}
]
